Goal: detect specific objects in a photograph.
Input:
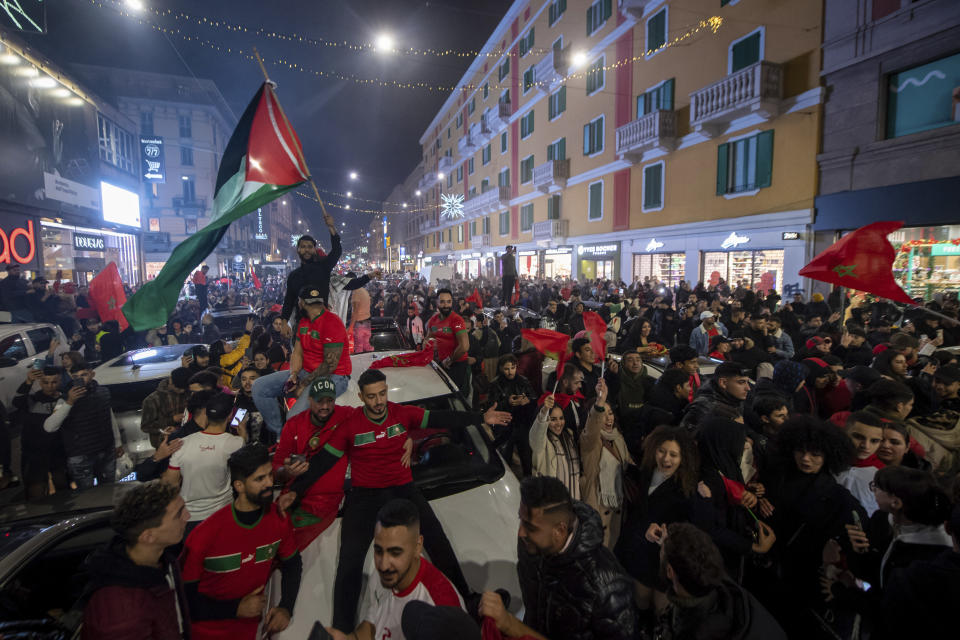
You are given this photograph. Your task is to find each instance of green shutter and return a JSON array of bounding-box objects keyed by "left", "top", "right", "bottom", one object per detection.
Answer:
[
  {"left": 755, "top": 130, "right": 774, "bottom": 188},
  {"left": 586, "top": 67, "right": 595, "bottom": 94},
  {"left": 603, "top": 0, "right": 612, "bottom": 20},
  {"left": 549, "top": 3, "right": 556, "bottom": 24},
  {"left": 586, "top": 4, "right": 593, "bottom": 36},
  {"left": 501, "top": 131, "right": 507, "bottom": 152},
  {"left": 484, "top": 217, "right": 490, "bottom": 234},
  {"left": 593, "top": 118, "right": 603, "bottom": 152},
  {"left": 589, "top": 182, "right": 602, "bottom": 219},
  {"left": 648, "top": 11, "right": 666, "bottom": 51},
  {"left": 716, "top": 143, "right": 729, "bottom": 195},
  {"left": 663, "top": 78, "right": 675, "bottom": 111},
  {"left": 584, "top": 123, "right": 591, "bottom": 154},
  {"left": 559, "top": 86, "right": 566, "bottom": 113},
  {"left": 558, "top": 137, "right": 566, "bottom": 160},
  {"left": 528, "top": 28, "right": 534, "bottom": 52},
  {"left": 528, "top": 110, "right": 534, "bottom": 136},
  {"left": 548, "top": 94, "right": 555, "bottom": 120},
  {"left": 547, "top": 142, "right": 555, "bottom": 162},
  {"left": 637, "top": 95, "right": 644, "bottom": 118},
  {"left": 731, "top": 32, "right": 761, "bottom": 72},
  {"left": 644, "top": 164, "right": 663, "bottom": 209},
  {"left": 547, "top": 195, "right": 554, "bottom": 219}
]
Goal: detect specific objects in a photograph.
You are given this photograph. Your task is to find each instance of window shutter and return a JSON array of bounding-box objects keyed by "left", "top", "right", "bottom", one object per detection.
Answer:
[
  {"left": 732, "top": 33, "right": 761, "bottom": 72},
  {"left": 643, "top": 167, "right": 654, "bottom": 208},
  {"left": 586, "top": 5, "right": 593, "bottom": 36},
  {"left": 603, "top": 0, "right": 612, "bottom": 21},
  {"left": 663, "top": 78, "right": 675, "bottom": 111},
  {"left": 593, "top": 118, "right": 603, "bottom": 152},
  {"left": 558, "top": 137, "right": 566, "bottom": 160},
  {"left": 755, "top": 130, "right": 774, "bottom": 188},
  {"left": 560, "top": 0, "right": 566, "bottom": 12},
  {"left": 716, "top": 143, "right": 729, "bottom": 195},
  {"left": 589, "top": 182, "right": 602, "bottom": 218},
  {"left": 547, "top": 142, "right": 555, "bottom": 162},
  {"left": 547, "top": 196, "right": 554, "bottom": 219},
  {"left": 584, "top": 123, "right": 592, "bottom": 154},
  {"left": 528, "top": 28, "right": 534, "bottom": 51},
  {"left": 549, "top": 3, "right": 556, "bottom": 24},
  {"left": 637, "top": 95, "right": 644, "bottom": 118},
  {"left": 559, "top": 86, "right": 566, "bottom": 113},
  {"left": 548, "top": 95, "right": 555, "bottom": 120},
  {"left": 586, "top": 68, "right": 594, "bottom": 94}
]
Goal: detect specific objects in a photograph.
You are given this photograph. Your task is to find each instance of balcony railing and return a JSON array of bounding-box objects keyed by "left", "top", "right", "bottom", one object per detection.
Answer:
[
  {"left": 470, "top": 234, "right": 491, "bottom": 249},
  {"left": 618, "top": 0, "right": 652, "bottom": 19},
  {"left": 470, "top": 120, "right": 492, "bottom": 145},
  {"left": 483, "top": 101, "right": 511, "bottom": 134},
  {"left": 463, "top": 185, "right": 510, "bottom": 218},
  {"left": 615, "top": 110, "right": 678, "bottom": 163},
  {"left": 534, "top": 49, "right": 566, "bottom": 94},
  {"left": 438, "top": 242, "right": 454, "bottom": 252},
  {"left": 689, "top": 60, "right": 783, "bottom": 137},
  {"left": 172, "top": 196, "right": 207, "bottom": 217},
  {"left": 458, "top": 132, "right": 478, "bottom": 156},
  {"left": 532, "top": 159, "right": 570, "bottom": 193},
  {"left": 438, "top": 156, "right": 454, "bottom": 173},
  {"left": 533, "top": 219, "right": 569, "bottom": 243}
]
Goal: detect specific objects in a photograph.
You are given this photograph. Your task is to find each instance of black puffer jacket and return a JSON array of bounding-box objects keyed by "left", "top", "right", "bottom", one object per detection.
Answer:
[
  {"left": 679, "top": 379, "right": 742, "bottom": 432},
  {"left": 518, "top": 501, "right": 637, "bottom": 640},
  {"left": 655, "top": 579, "right": 786, "bottom": 640}
]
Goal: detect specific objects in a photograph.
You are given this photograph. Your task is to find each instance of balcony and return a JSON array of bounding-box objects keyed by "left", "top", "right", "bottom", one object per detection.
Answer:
[
  {"left": 483, "top": 101, "right": 511, "bottom": 134},
  {"left": 533, "top": 219, "right": 569, "bottom": 243},
  {"left": 618, "top": 0, "right": 653, "bottom": 19},
  {"left": 463, "top": 186, "right": 510, "bottom": 218},
  {"left": 457, "top": 133, "right": 478, "bottom": 157},
  {"left": 532, "top": 159, "right": 570, "bottom": 193},
  {"left": 438, "top": 155, "right": 453, "bottom": 173},
  {"left": 438, "top": 242, "right": 454, "bottom": 252},
  {"left": 689, "top": 61, "right": 783, "bottom": 138},
  {"left": 172, "top": 196, "right": 207, "bottom": 217},
  {"left": 470, "top": 234, "right": 491, "bottom": 250},
  {"left": 470, "top": 120, "right": 492, "bottom": 145},
  {"left": 615, "top": 110, "right": 678, "bottom": 163},
  {"left": 534, "top": 49, "right": 566, "bottom": 95}
]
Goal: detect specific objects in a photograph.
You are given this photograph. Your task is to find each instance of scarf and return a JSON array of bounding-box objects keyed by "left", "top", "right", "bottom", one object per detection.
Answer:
[
  {"left": 548, "top": 430, "right": 581, "bottom": 500},
  {"left": 537, "top": 391, "right": 585, "bottom": 409},
  {"left": 598, "top": 429, "right": 627, "bottom": 508},
  {"left": 853, "top": 454, "right": 885, "bottom": 469},
  {"left": 618, "top": 367, "right": 647, "bottom": 413}
]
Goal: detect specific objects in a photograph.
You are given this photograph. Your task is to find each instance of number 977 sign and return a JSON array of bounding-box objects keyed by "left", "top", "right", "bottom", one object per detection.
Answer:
[{"left": 140, "top": 137, "right": 166, "bottom": 183}]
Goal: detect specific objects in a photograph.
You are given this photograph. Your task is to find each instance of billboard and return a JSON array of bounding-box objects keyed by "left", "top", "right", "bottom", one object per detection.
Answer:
[
  {"left": 140, "top": 136, "right": 165, "bottom": 183},
  {"left": 0, "top": 48, "right": 99, "bottom": 212},
  {"left": 101, "top": 181, "right": 141, "bottom": 228}
]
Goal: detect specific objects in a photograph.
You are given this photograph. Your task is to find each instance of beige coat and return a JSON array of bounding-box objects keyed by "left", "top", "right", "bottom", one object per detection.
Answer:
[{"left": 579, "top": 406, "right": 632, "bottom": 548}]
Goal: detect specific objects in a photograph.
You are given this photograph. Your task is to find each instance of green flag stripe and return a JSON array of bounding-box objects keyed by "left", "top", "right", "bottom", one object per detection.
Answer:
[
  {"left": 203, "top": 553, "right": 242, "bottom": 573},
  {"left": 255, "top": 541, "right": 280, "bottom": 563}
]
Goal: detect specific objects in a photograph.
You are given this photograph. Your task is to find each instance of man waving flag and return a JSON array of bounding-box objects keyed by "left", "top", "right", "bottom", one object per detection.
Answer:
[{"left": 123, "top": 82, "right": 308, "bottom": 330}]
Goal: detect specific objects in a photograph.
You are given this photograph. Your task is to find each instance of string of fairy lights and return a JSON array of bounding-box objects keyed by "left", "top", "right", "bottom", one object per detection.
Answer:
[{"left": 83, "top": 1, "right": 726, "bottom": 216}]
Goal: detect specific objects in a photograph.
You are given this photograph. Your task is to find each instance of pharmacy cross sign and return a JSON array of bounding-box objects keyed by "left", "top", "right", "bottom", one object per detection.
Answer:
[{"left": 832, "top": 264, "right": 857, "bottom": 278}]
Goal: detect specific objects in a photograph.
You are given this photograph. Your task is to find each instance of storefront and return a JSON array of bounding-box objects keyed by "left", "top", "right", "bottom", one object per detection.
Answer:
[
  {"left": 890, "top": 226, "right": 960, "bottom": 299},
  {"left": 542, "top": 246, "right": 574, "bottom": 279},
  {"left": 632, "top": 251, "right": 686, "bottom": 288},
  {"left": 456, "top": 253, "right": 484, "bottom": 279},
  {"left": 577, "top": 242, "right": 621, "bottom": 281},
  {"left": 0, "top": 210, "right": 43, "bottom": 278},
  {"left": 40, "top": 220, "right": 140, "bottom": 286},
  {"left": 517, "top": 250, "right": 540, "bottom": 278},
  {"left": 701, "top": 248, "right": 786, "bottom": 294}
]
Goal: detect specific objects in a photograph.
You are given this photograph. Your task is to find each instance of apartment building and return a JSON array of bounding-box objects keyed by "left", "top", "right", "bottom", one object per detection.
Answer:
[{"left": 407, "top": 0, "right": 824, "bottom": 294}]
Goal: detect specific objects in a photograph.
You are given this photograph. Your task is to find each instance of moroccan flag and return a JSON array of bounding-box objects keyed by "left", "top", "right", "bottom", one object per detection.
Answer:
[
  {"left": 251, "top": 271, "right": 262, "bottom": 289},
  {"left": 581, "top": 311, "right": 608, "bottom": 363},
  {"left": 465, "top": 287, "right": 483, "bottom": 307},
  {"left": 123, "top": 83, "right": 308, "bottom": 330},
  {"left": 536, "top": 390, "right": 585, "bottom": 409},
  {"left": 511, "top": 279, "right": 520, "bottom": 305},
  {"left": 88, "top": 262, "right": 128, "bottom": 331},
  {"left": 798, "top": 221, "right": 914, "bottom": 304},
  {"left": 720, "top": 474, "right": 747, "bottom": 506},
  {"left": 522, "top": 328, "right": 571, "bottom": 377},
  {"left": 370, "top": 350, "right": 435, "bottom": 369}
]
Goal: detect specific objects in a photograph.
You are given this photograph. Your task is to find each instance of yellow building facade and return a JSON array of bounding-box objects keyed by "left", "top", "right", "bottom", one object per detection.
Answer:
[{"left": 404, "top": 0, "right": 823, "bottom": 294}]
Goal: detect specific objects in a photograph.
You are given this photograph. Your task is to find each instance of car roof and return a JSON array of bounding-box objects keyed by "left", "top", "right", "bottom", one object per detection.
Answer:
[
  {"left": 206, "top": 306, "right": 253, "bottom": 316},
  {"left": 0, "top": 483, "right": 133, "bottom": 525},
  {"left": 338, "top": 350, "right": 457, "bottom": 406},
  {"left": 95, "top": 344, "right": 194, "bottom": 385}
]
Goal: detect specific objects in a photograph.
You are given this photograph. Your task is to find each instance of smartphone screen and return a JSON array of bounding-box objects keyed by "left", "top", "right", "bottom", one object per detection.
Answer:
[{"left": 231, "top": 408, "right": 248, "bottom": 426}]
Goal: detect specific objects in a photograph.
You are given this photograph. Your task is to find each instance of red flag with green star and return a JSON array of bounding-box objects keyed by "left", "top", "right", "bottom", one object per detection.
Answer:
[
  {"left": 798, "top": 221, "right": 914, "bottom": 304},
  {"left": 88, "top": 262, "right": 128, "bottom": 331},
  {"left": 581, "top": 311, "right": 608, "bottom": 363},
  {"left": 369, "top": 350, "right": 435, "bottom": 369},
  {"left": 522, "top": 328, "right": 571, "bottom": 376}
]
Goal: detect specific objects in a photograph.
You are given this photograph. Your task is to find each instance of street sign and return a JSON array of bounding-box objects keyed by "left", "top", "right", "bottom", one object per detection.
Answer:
[{"left": 140, "top": 137, "right": 166, "bottom": 183}]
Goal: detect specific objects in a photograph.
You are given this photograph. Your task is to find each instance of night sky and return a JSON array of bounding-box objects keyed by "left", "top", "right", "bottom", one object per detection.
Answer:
[{"left": 14, "top": 0, "right": 513, "bottom": 244}]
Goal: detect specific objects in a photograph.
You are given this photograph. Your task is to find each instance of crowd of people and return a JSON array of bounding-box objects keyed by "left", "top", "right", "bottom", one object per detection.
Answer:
[{"left": 3, "top": 228, "right": 960, "bottom": 640}]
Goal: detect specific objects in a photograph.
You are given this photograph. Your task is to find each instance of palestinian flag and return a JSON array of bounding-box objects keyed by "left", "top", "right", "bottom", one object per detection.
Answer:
[{"left": 123, "top": 83, "right": 308, "bottom": 330}]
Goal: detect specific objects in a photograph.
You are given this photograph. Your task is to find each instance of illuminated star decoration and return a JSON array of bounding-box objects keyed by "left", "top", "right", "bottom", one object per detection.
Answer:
[{"left": 440, "top": 193, "right": 465, "bottom": 219}]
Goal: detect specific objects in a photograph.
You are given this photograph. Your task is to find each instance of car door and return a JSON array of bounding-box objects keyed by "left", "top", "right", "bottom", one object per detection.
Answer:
[{"left": 0, "top": 331, "right": 35, "bottom": 411}]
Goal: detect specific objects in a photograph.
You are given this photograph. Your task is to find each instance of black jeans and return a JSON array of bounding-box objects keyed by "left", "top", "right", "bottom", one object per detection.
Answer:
[
  {"left": 332, "top": 483, "right": 470, "bottom": 630},
  {"left": 445, "top": 360, "right": 471, "bottom": 403},
  {"left": 502, "top": 275, "right": 516, "bottom": 305}
]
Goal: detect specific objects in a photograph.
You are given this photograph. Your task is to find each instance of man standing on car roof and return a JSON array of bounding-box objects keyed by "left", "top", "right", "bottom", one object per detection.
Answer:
[
  {"left": 425, "top": 288, "right": 471, "bottom": 399},
  {"left": 182, "top": 444, "right": 301, "bottom": 640},
  {"left": 278, "top": 367, "right": 513, "bottom": 631},
  {"left": 279, "top": 212, "right": 342, "bottom": 337}
]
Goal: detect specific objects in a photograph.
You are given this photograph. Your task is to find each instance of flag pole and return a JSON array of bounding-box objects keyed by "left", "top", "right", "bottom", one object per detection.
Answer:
[{"left": 252, "top": 48, "right": 333, "bottom": 221}]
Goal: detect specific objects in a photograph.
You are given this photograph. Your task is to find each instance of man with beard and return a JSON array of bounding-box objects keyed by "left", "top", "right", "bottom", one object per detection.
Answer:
[
  {"left": 480, "top": 476, "right": 635, "bottom": 640},
  {"left": 425, "top": 288, "right": 471, "bottom": 394},
  {"left": 182, "top": 444, "right": 301, "bottom": 639},
  {"left": 280, "top": 219, "right": 342, "bottom": 336},
  {"left": 326, "top": 499, "right": 467, "bottom": 640},
  {"left": 234, "top": 367, "right": 266, "bottom": 444}
]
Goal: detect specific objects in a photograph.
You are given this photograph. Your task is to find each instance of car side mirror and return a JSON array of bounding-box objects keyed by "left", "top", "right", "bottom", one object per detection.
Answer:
[{"left": 0, "top": 357, "right": 19, "bottom": 368}]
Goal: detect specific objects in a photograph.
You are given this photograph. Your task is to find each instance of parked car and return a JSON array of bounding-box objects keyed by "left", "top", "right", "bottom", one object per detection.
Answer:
[
  {"left": 0, "top": 350, "right": 522, "bottom": 638},
  {"left": 369, "top": 316, "right": 412, "bottom": 351},
  {"left": 0, "top": 323, "right": 69, "bottom": 411},
  {"left": 202, "top": 306, "right": 255, "bottom": 336}
]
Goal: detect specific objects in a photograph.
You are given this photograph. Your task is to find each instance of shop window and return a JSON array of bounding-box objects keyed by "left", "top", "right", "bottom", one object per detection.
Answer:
[
  {"left": 521, "top": 204, "right": 534, "bottom": 231},
  {"left": 588, "top": 180, "right": 603, "bottom": 220},
  {"left": 523, "top": 67, "right": 535, "bottom": 94},
  {"left": 97, "top": 114, "right": 136, "bottom": 174},
  {"left": 178, "top": 114, "right": 192, "bottom": 138},
  {"left": 547, "top": 194, "right": 561, "bottom": 220},
  {"left": 702, "top": 249, "right": 784, "bottom": 293},
  {"left": 716, "top": 130, "right": 773, "bottom": 195},
  {"left": 642, "top": 162, "right": 664, "bottom": 212},
  {"left": 482, "top": 144, "right": 491, "bottom": 165},
  {"left": 586, "top": 57, "right": 604, "bottom": 95},
  {"left": 886, "top": 51, "right": 960, "bottom": 139},
  {"left": 548, "top": 86, "right": 567, "bottom": 120},
  {"left": 583, "top": 116, "right": 604, "bottom": 155},
  {"left": 499, "top": 211, "right": 510, "bottom": 236},
  {"left": 547, "top": 138, "right": 566, "bottom": 162},
  {"left": 638, "top": 78, "right": 675, "bottom": 117},
  {"left": 140, "top": 111, "right": 154, "bottom": 136},
  {"left": 501, "top": 131, "right": 508, "bottom": 154},
  {"left": 521, "top": 110, "right": 535, "bottom": 139},
  {"left": 646, "top": 8, "right": 667, "bottom": 55},
  {"left": 586, "top": 0, "right": 612, "bottom": 36},
  {"left": 549, "top": 0, "right": 567, "bottom": 26},
  {"left": 729, "top": 28, "right": 763, "bottom": 73},
  {"left": 520, "top": 155, "right": 535, "bottom": 184},
  {"left": 519, "top": 28, "right": 535, "bottom": 57},
  {"left": 633, "top": 253, "right": 686, "bottom": 288},
  {"left": 180, "top": 146, "right": 194, "bottom": 166}
]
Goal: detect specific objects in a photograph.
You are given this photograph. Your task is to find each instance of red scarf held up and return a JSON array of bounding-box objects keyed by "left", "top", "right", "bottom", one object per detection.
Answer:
[
  {"left": 537, "top": 391, "right": 584, "bottom": 409},
  {"left": 853, "top": 454, "right": 885, "bottom": 469}
]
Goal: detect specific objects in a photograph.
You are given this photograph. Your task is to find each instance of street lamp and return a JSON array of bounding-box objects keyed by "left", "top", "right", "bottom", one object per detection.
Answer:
[
  {"left": 571, "top": 50, "right": 588, "bottom": 68},
  {"left": 349, "top": 171, "right": 358, "bottom": 180},
  {"left": 125, "top": 0, "right": 144, "bottom": 11},
  {"left": 345, "top": 204, "right": 351, "bottom": 210},
  {"left": 346, "top": 191, "right": 352, "bottom": 197},
  {"left": 415, "top": 190, "right": 421, "bottom": 196},
  {"left": 375, "top": 33, "right": 395, "bottom": 52},
  {"left": 402, "top": 202, "right": 407, "bottom": 208}
]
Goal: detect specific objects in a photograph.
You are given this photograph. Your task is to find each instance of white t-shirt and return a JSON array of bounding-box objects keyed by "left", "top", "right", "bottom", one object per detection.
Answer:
[
  {"left": 361, "top": 557, "right": 464, "bottom": 640},
  {"left": 835, "top": 465, "right": 879, "bottom": 516},
  {"left": 169, "top": 431, "right": 244, "bottom": 522}
]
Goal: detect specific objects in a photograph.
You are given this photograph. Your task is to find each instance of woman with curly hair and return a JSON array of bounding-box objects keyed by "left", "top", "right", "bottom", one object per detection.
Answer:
[
  {"left": 615, "top": 425, "right": 700, "bottom": 612},
  {"left": 762, "top": 415, "right": 865, "bottom": 634}
]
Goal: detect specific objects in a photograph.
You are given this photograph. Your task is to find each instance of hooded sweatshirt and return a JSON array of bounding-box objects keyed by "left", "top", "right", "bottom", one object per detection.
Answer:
[{"left": 658, "top": 579, "right": 787, "bottom": 640}]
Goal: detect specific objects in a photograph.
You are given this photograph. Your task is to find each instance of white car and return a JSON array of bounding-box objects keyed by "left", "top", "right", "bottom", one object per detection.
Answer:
[{"left": 0, "top": 322, "right": 69, "bottom": 411}]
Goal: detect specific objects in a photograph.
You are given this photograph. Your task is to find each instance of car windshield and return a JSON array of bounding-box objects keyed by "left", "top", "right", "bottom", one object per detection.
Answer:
[
  {"left": 109, "top": 345, "right": 191, "bottom": 367},
  {"left": 210, "top": 313, "right": 252, "bottom": 335},
  {"left": 371, "top": 328, "right": 410, "bottom": 351},
  {"left": 104, "top": 379, "right": 168, "bottom": 413}
]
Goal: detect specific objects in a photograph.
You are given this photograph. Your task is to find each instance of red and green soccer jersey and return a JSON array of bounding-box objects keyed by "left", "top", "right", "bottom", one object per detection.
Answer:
[
  {"left": 425, "top": 311, "right": 468, "bottom": 362},
  {"left": 181, "top": 502, "right": 298, "bottom": 640},
  {"left": 324, "top": 403, "right": 429, "bottom": 488},
  {"left": 297, "top": 308, "right": 352, "bottom": 376}
]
